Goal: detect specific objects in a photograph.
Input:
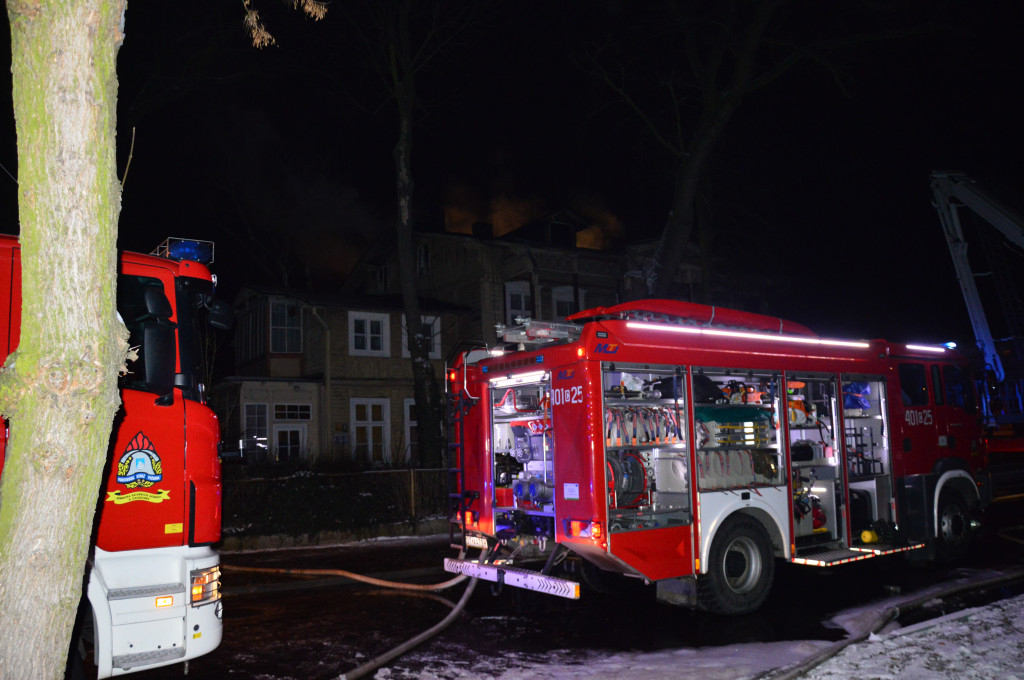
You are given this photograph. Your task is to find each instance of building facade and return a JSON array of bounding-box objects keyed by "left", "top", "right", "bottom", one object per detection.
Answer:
[
  {"left": 344, "top": 213, "right": 629, "bottom": 343},
  {"left": 212, "top": 212, "right": 640, "bottom": 467},
  {"left": 211, "top": 288, "right": 463, "bottom": 467}
]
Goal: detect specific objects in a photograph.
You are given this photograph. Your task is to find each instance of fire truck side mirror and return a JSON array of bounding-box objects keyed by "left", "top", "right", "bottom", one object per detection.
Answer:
[{"left": 141, "top": 321, "right": 176, "bottom": 402}]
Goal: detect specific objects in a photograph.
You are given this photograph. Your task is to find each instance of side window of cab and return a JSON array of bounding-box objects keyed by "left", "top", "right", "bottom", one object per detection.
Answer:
[
  {"left": 942, "top": 364, "right": 976, "bottom": 414},
  {"left": 898, "top": 363, "right": 930, "bottom": 406}
]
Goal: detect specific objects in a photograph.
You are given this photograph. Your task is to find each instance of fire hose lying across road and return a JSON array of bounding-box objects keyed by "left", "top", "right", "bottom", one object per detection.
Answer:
[
  {"left": 225, "top": 522, "right": 1024, "bottom": 680},
  {"left": 222, "top": 550, "right": 485, "bottom": 680}
]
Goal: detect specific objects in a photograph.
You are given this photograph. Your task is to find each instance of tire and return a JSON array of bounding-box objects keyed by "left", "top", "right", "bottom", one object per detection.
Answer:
[
  {"left": 936, "top": 492, "right": 972, "bottom": 562},
  {"left": 697, "top": 515, "right": 774, "bottom": 615}
]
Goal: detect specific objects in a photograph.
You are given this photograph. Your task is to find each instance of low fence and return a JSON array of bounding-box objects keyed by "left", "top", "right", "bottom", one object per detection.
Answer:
[{"left": 222, "top": 468, "right": 449, "bottom": 539}]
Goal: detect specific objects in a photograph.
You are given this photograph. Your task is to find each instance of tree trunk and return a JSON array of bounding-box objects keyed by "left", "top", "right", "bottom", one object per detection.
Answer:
[
  {"left": 390, "top": 0, "right": 445, "bottom": 468},
  {"left": 0, "top": 2, "right": 128, "bottom": 678},
  {"left": 649, "top": 0, "right": 779, "bottom": 299}
]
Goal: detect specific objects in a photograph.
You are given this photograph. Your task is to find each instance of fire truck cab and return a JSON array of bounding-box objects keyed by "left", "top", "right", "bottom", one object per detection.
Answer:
[
  {"left": 444, "top": 300, "right": 989, "bottom": 614},
  {"left": 0, "top": 235, "right": 229, "bottom": 676}
]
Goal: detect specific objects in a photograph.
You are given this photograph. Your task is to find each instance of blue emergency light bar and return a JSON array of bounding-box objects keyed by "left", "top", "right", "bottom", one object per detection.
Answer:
[{"left": 151, "top": 238, "right": 214, "bottom": 264}]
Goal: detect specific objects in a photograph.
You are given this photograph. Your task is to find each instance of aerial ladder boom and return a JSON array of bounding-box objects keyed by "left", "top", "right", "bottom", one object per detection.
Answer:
[{"left": 930, "top": 171, "right": 1024, "bottom": 383}]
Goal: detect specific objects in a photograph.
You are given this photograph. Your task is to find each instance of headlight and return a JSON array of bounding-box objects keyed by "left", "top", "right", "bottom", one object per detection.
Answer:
[{"left": 190, "top": 565, "right": 221, "bottom": 606}]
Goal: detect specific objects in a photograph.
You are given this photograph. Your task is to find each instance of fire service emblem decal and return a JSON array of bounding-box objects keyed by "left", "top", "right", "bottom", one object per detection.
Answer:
[{"left": 106, "top": 431, "right": 170, "bottom": 505}]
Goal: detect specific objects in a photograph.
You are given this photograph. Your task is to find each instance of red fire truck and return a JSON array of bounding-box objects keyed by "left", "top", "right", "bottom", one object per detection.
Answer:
[
  {"left": 0, "top": 235, "right": 230, "bottom": 676},
  {"left": 444, "top": 300, "right": 990, "bottom": 614}
]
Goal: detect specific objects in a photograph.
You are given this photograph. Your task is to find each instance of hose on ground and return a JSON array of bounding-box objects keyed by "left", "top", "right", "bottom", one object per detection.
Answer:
[
  {"left": 755, "top": 566, "right": 1024, "bottom": 680},
  {"left": 226, "top": 547, "right": 490, "bottom": 678},
  {"left": 221, "top": 563, "right": 468, "bottom": 592},
  {"left": 336, "top": 576, "right": 479, "bottom": 680}
]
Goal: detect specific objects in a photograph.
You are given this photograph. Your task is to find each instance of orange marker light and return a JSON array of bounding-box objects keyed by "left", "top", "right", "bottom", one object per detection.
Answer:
[{"left": 156, "top": 596, "right": 173, "bottom": 608}]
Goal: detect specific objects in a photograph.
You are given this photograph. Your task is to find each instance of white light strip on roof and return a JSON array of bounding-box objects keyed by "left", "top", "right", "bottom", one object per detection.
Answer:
[
  {"left": 626, "top": 322, "right": 870, "bottom": 349},
  {"left": 488, "top": 370, "right": 548, "bottom": 387},
  {"left": 906, "top": 344, "right": 946, "bottom": 353}
]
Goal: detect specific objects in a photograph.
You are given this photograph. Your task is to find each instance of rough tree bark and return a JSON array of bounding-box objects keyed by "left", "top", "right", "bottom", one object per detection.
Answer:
[{"left": 0, "top": 2, "right": 129, "bottom": 678}]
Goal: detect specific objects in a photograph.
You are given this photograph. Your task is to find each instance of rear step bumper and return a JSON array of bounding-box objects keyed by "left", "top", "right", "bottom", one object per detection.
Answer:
[
  {"left": 791, "top": 542, "right": 924, "bottom": 566},
  {"left": 443, "top": 558, "right": 581, "bottom": 599}
]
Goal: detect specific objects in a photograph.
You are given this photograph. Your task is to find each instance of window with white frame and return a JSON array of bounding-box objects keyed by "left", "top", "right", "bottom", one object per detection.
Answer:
[
  {"left": 274, "top": 425, "right": 305, "bottom": 462},
  {"left": 404, "top": 398, "right": 419, "bottom": 463},
  {"left": 243, "top": 403, "right": 268, "bottom": 454},
  {"left": 349, "top": 311, "right": 390, "bottom": 357},
  {"left": 401, "top": 315, "right": 441, "bottom": 359},
  {"left": 351, "top": 398, "right": 390, "bottom": 463},
  {"left": 504, "top": 281, "right": 532, "bottom": 326},
  {"left": 274, "top": 403, "right": 311, "bottom": 420},
  {"left": 551, "top": 285, "right": 585, "bottom": 321},
  {"left": 270, "top": 299, "right": 302, "bottom": 354}
]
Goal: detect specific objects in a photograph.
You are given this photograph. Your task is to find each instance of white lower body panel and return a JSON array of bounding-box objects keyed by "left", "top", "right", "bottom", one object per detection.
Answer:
[{"left": 88, "top": 545, "right": 223, "bottom": 678}]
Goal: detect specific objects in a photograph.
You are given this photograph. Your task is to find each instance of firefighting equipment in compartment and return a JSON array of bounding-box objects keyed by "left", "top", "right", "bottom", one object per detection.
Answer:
[
  {"left": 786, "top": 381, "right": 812, "bottom": 424},
  {"left": 792, "top": 469, "right": 827, "bottom": 531},
  {"left": 723, "top": 380, "right": 766, "bottom": 404},
  {"left": 791, "top": 440, "right": 828, "bottom": 462},
  {"left": 604, "top": 405, "right": 681, "bottom": 446},
  {"left": 509, "top": 423, "right": 549, "bottom": 462},
  {"left": 494, "top": 388, "right": 540, "bottom": 414},
  {"left": 695, "top": 448, "right": 780, "bottom": 490},
  {"left": 607, "top": 371, "right": 663, "bottom": 399},
  {"left": 513, "top": 476, "right": 554, "bottom": 503},
  {"left": 750, "top": 450, "right": 778, "bottom": 478},
  {"left": 606, "top": 450, "right": 648, "bottom": 508},
  {"left": 860, "top": 520, "right": 903, "bottom": 546},
  {"left": 843, "top": 381, "right": 872, "bottom": 413},
  {"left": 694, "top": 404, "right": 773, "bottom": 447},
  {"left": 693, "top": 373, "right": 727, "bottom": 403}
]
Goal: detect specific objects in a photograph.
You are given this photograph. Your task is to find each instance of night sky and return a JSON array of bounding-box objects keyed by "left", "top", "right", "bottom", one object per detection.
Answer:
[{"left": 2, "top": 1, "right": 1024, "bottom": 346}]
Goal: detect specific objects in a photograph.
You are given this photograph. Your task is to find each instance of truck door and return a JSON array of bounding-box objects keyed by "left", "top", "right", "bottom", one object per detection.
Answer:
[
  {"left": 895, "top": 362, "right": 939, "bottom": 476},
  {"left": 98, "top": 392, "right": 188, "bottom": 551},
  {"left": 96, "top": 267, "right": 188, "bottom": 551},
  {"left": 932, "top": 363, "right": 980, "bottom": 463}
]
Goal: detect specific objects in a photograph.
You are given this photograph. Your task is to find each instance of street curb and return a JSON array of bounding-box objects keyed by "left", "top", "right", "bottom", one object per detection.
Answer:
[{"left": 218, "top": 518, "right": 450, "bottom": 553}]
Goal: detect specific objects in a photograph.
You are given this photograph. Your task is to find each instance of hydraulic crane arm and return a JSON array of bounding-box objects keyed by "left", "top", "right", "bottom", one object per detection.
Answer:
[{"left": 930, "top": 171, "right": 1024, "bottom": 382}]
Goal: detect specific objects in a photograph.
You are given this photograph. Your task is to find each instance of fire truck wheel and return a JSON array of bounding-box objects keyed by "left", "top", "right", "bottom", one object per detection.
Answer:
[
  {"left": 936, "top": 492, "right": 972, "bottom": 562},
  {"left": 697, "top": 515, "right": 774, "bottom": 615}
]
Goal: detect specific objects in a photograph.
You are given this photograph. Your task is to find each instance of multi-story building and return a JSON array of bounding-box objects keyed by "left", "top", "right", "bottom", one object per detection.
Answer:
[
  {"left": 212, "top": 211, "right": 636, "bottom": 466},
  {"left": 344, "top": 211, "right": 628, "bottom": 341},
  {"left": 211, "top": 287, "right": 464, "bottom": 466}
]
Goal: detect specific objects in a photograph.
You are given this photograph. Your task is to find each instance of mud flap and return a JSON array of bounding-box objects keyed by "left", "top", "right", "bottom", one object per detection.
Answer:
[{"left": 655, "top": 576, "right": 699, "bottom": 609}]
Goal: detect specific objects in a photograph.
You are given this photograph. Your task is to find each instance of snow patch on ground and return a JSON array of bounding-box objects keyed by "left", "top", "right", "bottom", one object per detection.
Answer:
[
  {"left": 386, "top": 641, "right": 832, "bottom": 680},
  {"left": 379, "top": 592, "right": 1024, "bottom": 680},
  {"left": 803, "top": 592, "right": 1024, "bottom": 680}
]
